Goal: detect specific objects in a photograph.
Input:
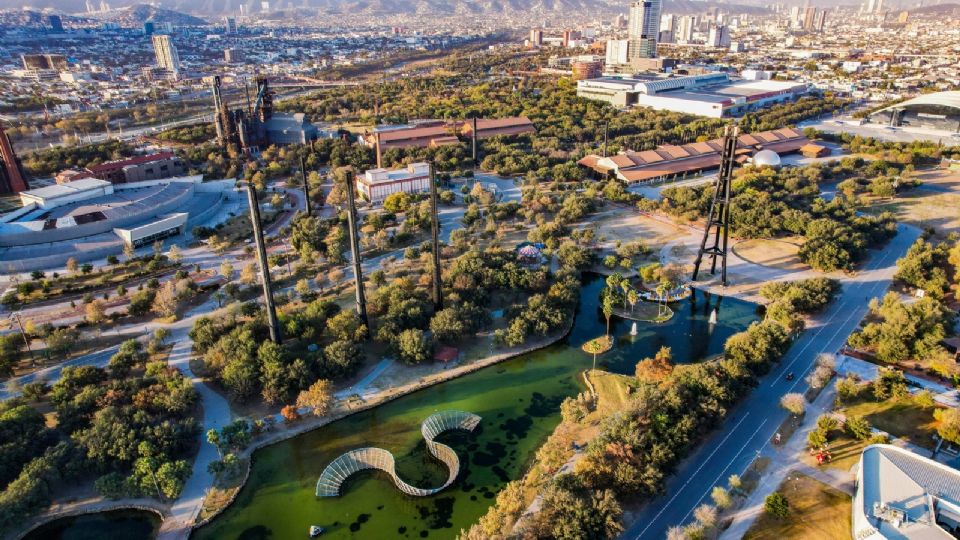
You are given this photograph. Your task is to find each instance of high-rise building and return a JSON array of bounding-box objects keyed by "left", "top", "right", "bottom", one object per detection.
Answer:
[
  {"left": 47, "top": 15, "right": 63, "bottom": 32},
  {"left": 85, "top": 0, "right": 95, "bottom": 12},
  {"left": 0, "top": 120, "right": 29, "bottom": 195},
  {"left": 562, "top": 29, "right": 581, "bottom": 47},
  {"left": 628, "top": 0, "right": 661, "bottom": 60},
  {"left": 605, "top": 39, "right": 630, "bottom": 65},
  {"left": 529, "top": 28, "right": 543, "bottom": 46},
  {"left": 143, "top": 21, "right": 155, "bottom": 35},
  {"left": 802, "top": 7, "right": 817, "bottom": 30},
  {"left": 897, "top": 10, "right": 909, "bottom": 22},
  {"left": 224, "top": 16, "right": 238, "bottom": 34},
  {"left": 813, "top": 10, "right": 827, "bottom": 32},
  {"left": 707, "top": 25, "right": 730, "bottom": 48},
  {"left": 152, "top": 34, "right": 180, "bottom": 75},
  {"left": 224, "top": 48, "right": 244, "bottom": 63},
  {"left": 614, "top": 14, "right": 628, "bottom": 28},
  {"left": 874, "top": 0, "right": 884, "bottom": 13},
  {"left": 659, "top": 14, "right": 675, "bottom": 43},
  {"left": 677, "top": 15, "right": 696, "bottom": 43}
]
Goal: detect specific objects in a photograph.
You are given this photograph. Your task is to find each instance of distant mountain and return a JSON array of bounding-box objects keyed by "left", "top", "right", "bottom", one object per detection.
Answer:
[
  {"left": 0, "top": 9, "right": 91, "bottom": 27},
  {"left": 89, "top": 4, "right": 208, "bottom": 25},
  {"left": 1, "top": 0, "right": 769, "bottom": 17},
  {"left": 911, "top": 2, "right": 960, "bottom": 15}
]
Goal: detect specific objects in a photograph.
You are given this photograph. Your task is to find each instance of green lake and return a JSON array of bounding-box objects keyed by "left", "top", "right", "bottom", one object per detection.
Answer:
[
  {"left": 193, "top": 275, "right": 758, "bottom": 540},
  {"left": 23, "top": 509, "right": 161, "bottom": 540}
]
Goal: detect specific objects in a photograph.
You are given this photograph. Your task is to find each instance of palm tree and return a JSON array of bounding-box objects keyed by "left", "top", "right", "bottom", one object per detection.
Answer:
[
  {"left": 656, "top": 281, "right": 669, "bottom": 317},
  {"left": 602, "top": 295, "right": 615, "bottom": 336},
  {"left": 620, "top": 281, "right": 631, "bottom": 310},
  {"left": 628, "top": 289, "right": 639, "bottom": 314}
]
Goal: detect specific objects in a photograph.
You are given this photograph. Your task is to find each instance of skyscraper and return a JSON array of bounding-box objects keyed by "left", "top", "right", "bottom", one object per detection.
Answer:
[
  {"left": 628, "top": 0, "right": 661, "bottom": 60},
  {"left": 47, "top": 15, "right": 63, "bottom": 32},
  {"left": 224, "top": 16, "right": 238, "bottom": 34},
  {"left": 677, "top": 15, "right": 696, "bottom": 44},
  {"left": 152, "top": 34, "right": 180, "bottom": 75},
  {"left": 707, "top": 25, "right": 730, "bottom": 48}
]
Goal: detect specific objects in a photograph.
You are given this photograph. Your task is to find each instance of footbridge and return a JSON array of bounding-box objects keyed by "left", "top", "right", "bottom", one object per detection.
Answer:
[{"left": 316, "top": 410, "right": 481, "bottom": 497}]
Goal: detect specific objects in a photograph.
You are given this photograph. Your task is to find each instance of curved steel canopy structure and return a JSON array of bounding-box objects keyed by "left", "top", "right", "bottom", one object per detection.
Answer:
[{"left": 315, "top": 410, "right": 482, "bottom": 497}]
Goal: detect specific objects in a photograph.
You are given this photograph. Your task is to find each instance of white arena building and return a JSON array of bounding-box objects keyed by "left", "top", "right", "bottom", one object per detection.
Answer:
[
  {"left": 853, "top": 444, "right": 960, "bottom": 539},
  {"left": 0, "top": 176, "right": 241, "bottom": 272}
]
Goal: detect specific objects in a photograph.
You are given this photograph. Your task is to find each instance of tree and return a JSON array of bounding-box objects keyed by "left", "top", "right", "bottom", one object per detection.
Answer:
[
  {"left": 46, "top": 327, "right": 79, "bottom": 356},
  {"left": 780, "top": 393, "right": 805, "bottom": 416},
  {"left": 168, "top": 244, "right": 182, "bottom": 264},
  {"left": 326, "top": 310, "right": 366, "bottom": 342},
  {"left": 152, "top": 281, "right": 179, "bottom": 317},
  {"left": 383, "top": 191, "right": 412, "bottom": 213},
  {"left": 85, "top": 299, "right": 107, "bottom": 325},
  {"left": 220, "top": 261, "right": 234, "bottom": 280},
  {"left": 764, "top": 492, "right": 790, "bottom": 518},
  {"left": 240, "top": 263, "right": 257, "bottom": 285},
  {"left": 396, "top": 328, "right": 433, "bottom": 365},
  {"left": 602, "top": 294, "right": 615, "bottom": 336},
  {"left": 635, "top": 346, "right": 673, "bottom": 384},
  {"left": 207, "top": 429, "right": 223, "bottom": 460},
  {"left": 846, "top": 416, "right": 872, "bottom": 440},
  {"left": 66, "top": 257, "right": 78, "bottom": 274},
  {"left": 296, "top": 380, "right": 334, "bottom": 416},
  {"left": 693, "top": 504, "right": 717, "bottom": 530},
  {"left": 281, "top": 405, "right": 300, "bottom": 422},
  {"left": 711, "top": 486, "right": 732, "bottom": 510},
  {"left": 935, "top": 408, "right": 960, "bottom": 445}
]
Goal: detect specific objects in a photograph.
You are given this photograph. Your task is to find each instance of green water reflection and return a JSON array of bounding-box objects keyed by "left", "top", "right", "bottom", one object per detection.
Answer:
[
  {"left": 194, "top": 276, "right": 757, "bottom": 540},
  {"left": 24, "top": 509, "right": 160, "bottom": 540}
]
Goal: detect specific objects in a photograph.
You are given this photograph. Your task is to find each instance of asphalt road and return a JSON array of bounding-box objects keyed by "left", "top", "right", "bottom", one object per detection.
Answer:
[
  {"left": 0, "top": 344, "right": 120, "bottom": 400},
  {"left": 622, "top": 222, "right": 920, "bottom": 540}
]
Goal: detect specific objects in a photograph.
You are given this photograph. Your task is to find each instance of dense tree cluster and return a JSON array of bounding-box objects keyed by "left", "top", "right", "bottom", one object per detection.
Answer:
[
  {"left": 192, "top": 298, "right": 358, "bottom": 403},
  {"left": 0, "top": 340, "right": 198, "bottom": 532},
  {"left": 894, "top": 237, "right": 960, "bottom": 300},
  {"left": 21, "top": 140, "right": 136, "bottom": 176},
  {"left": 848, "top": 292, "right": 953, "bottom": 365},
  {"left": 657, "top": 164, "right": 897, "bottom": 271}
]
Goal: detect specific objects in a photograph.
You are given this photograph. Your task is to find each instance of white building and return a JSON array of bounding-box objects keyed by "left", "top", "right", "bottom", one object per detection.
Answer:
[
  {"left": 357, "top": 162, "right": 431, "bottom": 204},
  {"left": 854, "top": 445, "right": 960, "bottom": 539},
  {"left": 605, "top": 39, "right": 630, "bottom": 65},
  {"left": 151, "top": 34, "right": 180, "bottom": 75},
  {"left": 708, "top": 25, "right": 731, "bottom": 48},
  {"left": 628, "top": 0, "right": 661, "bottom": 60}
]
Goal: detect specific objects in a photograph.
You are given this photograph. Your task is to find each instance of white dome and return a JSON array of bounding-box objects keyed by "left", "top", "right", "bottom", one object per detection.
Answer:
[{"left": 752, "top": 149, "right": 781, "bottom": 167}]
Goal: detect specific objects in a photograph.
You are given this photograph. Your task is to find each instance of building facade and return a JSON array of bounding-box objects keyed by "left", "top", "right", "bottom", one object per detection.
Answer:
[
  {"left": 357, "top": 163, "right": 431, "bottom": 204},
  {"left": 0, "top": 121, "right": 29, "bottom": 194},
  {"left": 628, "top": 0, "right": 661, "bottom": 60},
  {"left": 152, "top": 34, "right": 180, "bottom": 75}
]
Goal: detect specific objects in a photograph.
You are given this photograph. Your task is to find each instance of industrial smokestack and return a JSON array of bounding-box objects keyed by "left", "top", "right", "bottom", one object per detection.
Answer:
[
  {"left": 344, "top": 170, "right": 369, "bottom": 330},
  {"left": 471, "top": 117, "right": 478, "bottom": 166},
  {"left": 247, "top": 185, "right": 282, "bottom": 343},
  {"left": 375, "top": 132, "right": 383, "bottom": 169},
  {"left": 300, "top": 154, "right": 311, "bottom": 217},
  {"left": 429, "top": 164, "right": 443, "bottom": 311}
]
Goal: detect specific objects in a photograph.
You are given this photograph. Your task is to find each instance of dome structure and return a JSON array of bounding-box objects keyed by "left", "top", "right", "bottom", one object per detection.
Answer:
[{"left": 752, "top": 149, "right": 781, "bottom": 167}]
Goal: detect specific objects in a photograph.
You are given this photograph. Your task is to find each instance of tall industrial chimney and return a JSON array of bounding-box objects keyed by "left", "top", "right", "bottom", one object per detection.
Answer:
[
  {"left": 429, "top": 164, "right": 443, "bottom": 311},
  {"left": 247, "top": 185, "right": 282, "bottom": 343},
  {"left": 344, "top": 170, "right": 369, "bottom": 330}
]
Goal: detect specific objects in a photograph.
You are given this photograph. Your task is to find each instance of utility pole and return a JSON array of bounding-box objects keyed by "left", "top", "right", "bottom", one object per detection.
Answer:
[
  {"left": 429, "top": 164, "right": 443, "bottom": 311},
  {"left": 300, "top": 154, "right": 311, "bottom": 217},
  {"left": 692, "top": 123, "right": 739, "bottom": 286},
  {"left": 9, "top": 312, "right": 33, "bottom": 362},
  {"left": 247, "top": 185, "right": 282, "bottom": 343},
  {"left": 344, "top": 170, "right": 369, "bottom": 330}
]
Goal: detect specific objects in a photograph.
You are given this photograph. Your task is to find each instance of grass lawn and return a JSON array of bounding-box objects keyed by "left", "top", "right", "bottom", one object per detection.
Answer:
[
  {"left": 586, "top": 370, "right": 635, "bottom": 415},
  {"left": 800, "top": 432, "right": 868, "bottom": 473},
  {"left": 841, "top": 396, "right": 938, "bottom": 450},
  {"left": 744, "top": 473, "right": 852, "bottom": 540}
]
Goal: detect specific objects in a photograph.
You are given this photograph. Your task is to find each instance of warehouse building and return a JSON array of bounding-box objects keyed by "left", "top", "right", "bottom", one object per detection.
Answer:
[
  {"left": 576, "top": 73, "right": 810, "bottom": 117},
  {"left": 577, "top": 127, "right": 809, "bottom": 183}
]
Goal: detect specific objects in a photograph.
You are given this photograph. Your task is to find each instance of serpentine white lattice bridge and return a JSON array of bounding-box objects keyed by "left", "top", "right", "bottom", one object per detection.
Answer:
[{"left": 316, "top": 410, "right": 482, "bottom": 497}]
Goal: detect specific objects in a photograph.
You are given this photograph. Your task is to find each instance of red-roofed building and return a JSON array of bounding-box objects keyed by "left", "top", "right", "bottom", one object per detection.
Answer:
[
  {"left": 83, "top": 152, "right": 187, "bottom": 184},
  {"left": 578, "top": 128, "right": 809, "bottom": 183}
]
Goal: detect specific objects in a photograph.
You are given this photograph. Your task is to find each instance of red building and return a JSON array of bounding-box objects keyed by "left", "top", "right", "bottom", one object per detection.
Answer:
[{"left": 0, "top": 120, "right": 29, "bottom": 194}]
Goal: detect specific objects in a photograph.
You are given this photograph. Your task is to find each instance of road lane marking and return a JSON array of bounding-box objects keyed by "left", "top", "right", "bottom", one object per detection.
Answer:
[
  {"left": 632, "top": 413, "right": 751, "bottom": 539},
  {"left": 677, "top": 418, "right": 770, "bottom": 526}
]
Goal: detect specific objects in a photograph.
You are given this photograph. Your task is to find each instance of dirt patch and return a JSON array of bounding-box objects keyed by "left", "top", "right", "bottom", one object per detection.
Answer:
[{"left": 732, "top": 238, "right": 806, "bottom": 271}]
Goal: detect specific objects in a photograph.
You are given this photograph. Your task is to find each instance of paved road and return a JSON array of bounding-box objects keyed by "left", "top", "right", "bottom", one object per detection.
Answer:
[
  {"left": 621, "top": 223, "right": 920, "bottom": 540},
  {"left": 0, "top": 344, "right": 120, "bottom": 400}
]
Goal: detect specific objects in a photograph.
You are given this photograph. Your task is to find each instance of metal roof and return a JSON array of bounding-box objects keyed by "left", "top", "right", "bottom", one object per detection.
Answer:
[{"left": 879, "top": 91, "right": 960, "bottom": 112}]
